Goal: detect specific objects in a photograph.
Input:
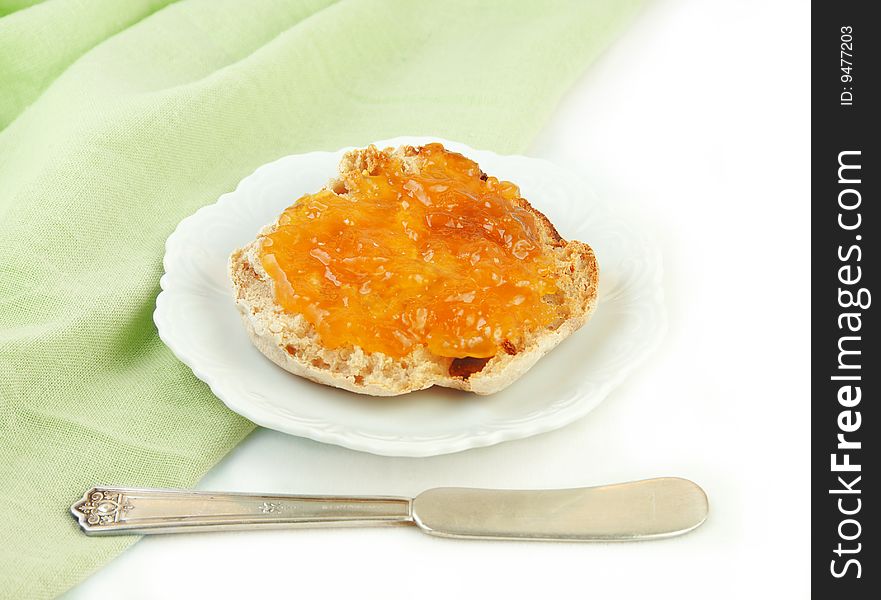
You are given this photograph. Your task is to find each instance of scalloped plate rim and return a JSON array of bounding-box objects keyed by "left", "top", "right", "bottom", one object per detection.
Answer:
[{"left": 153, "top": 136, "right": 666, "bottom": 457}]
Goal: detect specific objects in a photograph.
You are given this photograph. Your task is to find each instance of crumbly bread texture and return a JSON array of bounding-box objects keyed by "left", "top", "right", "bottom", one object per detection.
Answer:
[{"left": 229, "top": 145, "right": 599, "bottom": 396}]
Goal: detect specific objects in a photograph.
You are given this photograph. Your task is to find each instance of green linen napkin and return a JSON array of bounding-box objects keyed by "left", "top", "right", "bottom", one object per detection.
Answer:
[{"left": 0, "top": 0, "right": 642, "bottom": 596}]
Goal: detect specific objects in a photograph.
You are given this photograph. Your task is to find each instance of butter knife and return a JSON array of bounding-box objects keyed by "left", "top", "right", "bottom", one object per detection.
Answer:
[{"left": 71, "top": 477, "right": 708, "bottom": 541}]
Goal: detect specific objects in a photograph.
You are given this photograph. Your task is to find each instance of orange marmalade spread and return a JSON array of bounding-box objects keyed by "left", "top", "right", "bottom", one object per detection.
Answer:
[{"left": 259, "top": 143, "right": 560, "bottom": 359}]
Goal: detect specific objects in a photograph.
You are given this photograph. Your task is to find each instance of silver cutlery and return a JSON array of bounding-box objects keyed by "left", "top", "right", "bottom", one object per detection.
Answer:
[{"left": 71, "top": 477, "right": 707, "bottom": 542}]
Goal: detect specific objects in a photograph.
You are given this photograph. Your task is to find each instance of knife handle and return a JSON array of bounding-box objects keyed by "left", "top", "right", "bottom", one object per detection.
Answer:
[{"left": 71, "top": 487, "right": 413, "bottom": 535}]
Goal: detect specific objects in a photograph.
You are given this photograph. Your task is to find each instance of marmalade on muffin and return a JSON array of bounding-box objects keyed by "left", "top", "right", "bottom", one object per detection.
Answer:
[{"left": 258, "top": 143, "right": 561, "bottom": 359}]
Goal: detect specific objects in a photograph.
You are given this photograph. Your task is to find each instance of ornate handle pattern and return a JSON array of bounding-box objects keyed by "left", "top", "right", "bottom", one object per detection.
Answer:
[{"left": 71, "top": 487, "right": 413, "bottom": 535}]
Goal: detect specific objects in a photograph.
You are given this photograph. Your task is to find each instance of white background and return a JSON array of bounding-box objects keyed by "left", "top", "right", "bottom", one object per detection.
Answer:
[{"left": 67, "top": 0, "right": 811, "bottom": 597}]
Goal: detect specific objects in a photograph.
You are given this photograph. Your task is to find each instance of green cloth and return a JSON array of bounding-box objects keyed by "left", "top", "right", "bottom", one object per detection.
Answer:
[{"left": 0, "top": 0, "right": 641, "bottom": 596}]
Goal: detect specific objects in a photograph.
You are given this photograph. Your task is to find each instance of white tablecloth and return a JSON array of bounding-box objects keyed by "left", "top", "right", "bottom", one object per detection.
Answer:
[{"left": 67, "top": 1, "right": 810, "bottom": 597}]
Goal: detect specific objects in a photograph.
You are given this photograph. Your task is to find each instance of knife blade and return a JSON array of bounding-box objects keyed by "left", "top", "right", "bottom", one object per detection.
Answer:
[{"left": 71, "top": 477, "right": 707, "bottom": 541}]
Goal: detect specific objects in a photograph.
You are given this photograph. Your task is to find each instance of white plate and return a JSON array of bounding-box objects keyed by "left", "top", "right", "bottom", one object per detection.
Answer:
[{"left": 154, "top": 136, "right": 665, "bottom": 457}]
